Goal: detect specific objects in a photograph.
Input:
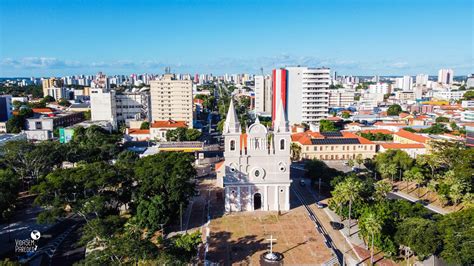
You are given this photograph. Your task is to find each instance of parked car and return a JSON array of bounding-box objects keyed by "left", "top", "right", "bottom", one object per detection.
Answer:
[
  {"left": 316, "top": 202, "right": 326, "bottom": 209},
  {"left": 330, "top": 221, "right": 344, "bottom": 230}
]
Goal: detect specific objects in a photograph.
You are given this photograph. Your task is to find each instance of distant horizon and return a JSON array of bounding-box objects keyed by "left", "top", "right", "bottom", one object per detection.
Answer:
[
  {"left": 0, "top": 73, "right": 471, "bottom": 80},
  {"left": 1, "top": 0, "right": 473, "bottom": 76}
]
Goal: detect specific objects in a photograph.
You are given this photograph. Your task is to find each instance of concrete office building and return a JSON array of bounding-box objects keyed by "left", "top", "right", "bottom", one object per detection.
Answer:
[
  {"left": 150, "top": 73, "right": 193, "bottom": 128},
  {"left": 90, "top": 88, "right": 117, "bottom": 128},
  {"left": 25, "top": 112, "right": 84, "bottom": 140},
  {"left": 328, "top": 89, "right": 355, "bottom": 108},
  {"left": 90, "top": 88, "right": 150, "bottom": 129},
  {"left": 438, "top": 69, "right": 454, "bottom": 84},
  {"left": 284, "top": 67, "right": 330, "bottom": 125},
  {"left": 254, "top": 75, "right": 272, "bottom": 115}
]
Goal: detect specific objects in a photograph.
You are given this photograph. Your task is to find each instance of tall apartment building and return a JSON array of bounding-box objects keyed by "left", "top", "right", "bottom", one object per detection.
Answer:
[
  {"left": 328, "top": 89, "right": 355, "bottom": 108},
  {"left": 284, "top": 67, "right": 330, "bottom": 126},
  {"left": 254, "top": 75, "right": 272, "bottom": 115},
  {"left": 416, "top": 74, "right": 429, "bottom": 85},
  {"left": 42, "top": 78, "right": 67, "bottom": 99},
  {"left": 150, "top": 73, "right": 193, "bottom": 128},
  {"left": 438, "top": 69, "right": 454, "bottom": 84}
]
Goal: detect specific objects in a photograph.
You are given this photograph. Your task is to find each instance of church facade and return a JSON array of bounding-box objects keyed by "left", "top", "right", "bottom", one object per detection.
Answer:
[{"left": 221, "top": 98, "right": 291, "bottom": 212}]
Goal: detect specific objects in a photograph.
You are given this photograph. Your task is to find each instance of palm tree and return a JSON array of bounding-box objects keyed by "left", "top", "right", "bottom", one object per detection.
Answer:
[
  {"left": 374, "top": 180, "right": 392, "bottom": 201},
  {"left": 290, "top": 143, "right": 302, "bottom": 161},
  {"left": 413, "top": 172, "right": 425, "bottom": 197},
  {"left": 355, "top": 154, "right": 364, "bottom": 168},
  {"left": 338, "top": 177, "right": 363, "bottom": 236},
  {"left": 387, "top": 164, "right": 398, "bottom": 184},
  {"left": 403, "top": 169, "right": 414, "bottom": 192},
  {"left": 361, "top": 212, "right": 382, "bottom": 265}
]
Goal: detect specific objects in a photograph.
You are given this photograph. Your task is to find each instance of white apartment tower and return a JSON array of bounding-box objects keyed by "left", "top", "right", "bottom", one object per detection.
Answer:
[
  {"left": 285, "top": 67, "right": 330, "bottom": 126},
  {"left": 438, "top": 69, "right": 454, "bottom": 84},
  {"left": 416, "top": 74, "right": 429, "bottom": 85},
  {"left": 90, "top": 88, "right": 117, "bottom": 128},
  {"left": 150, "top": 73, "right": 193, "bottom": 127},
  {"left": 254, "top": 75, "right": 272, "bottom": 115}
]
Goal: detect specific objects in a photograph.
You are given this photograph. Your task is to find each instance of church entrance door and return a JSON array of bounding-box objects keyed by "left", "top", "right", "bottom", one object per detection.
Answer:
[{"left": 253, "top": 193, "right": 262, "bottom": 210}]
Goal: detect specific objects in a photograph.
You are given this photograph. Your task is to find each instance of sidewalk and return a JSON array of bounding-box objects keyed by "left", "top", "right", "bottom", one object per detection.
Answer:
[
  {"left": 389, "top": 191, "right": 451, "bottom": 215},
  {"left": 391, "top": 181, "right": 454, "bottom": 215}
]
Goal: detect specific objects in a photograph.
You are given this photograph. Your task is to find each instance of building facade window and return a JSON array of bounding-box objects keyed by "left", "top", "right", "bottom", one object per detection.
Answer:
[{"left": 230, "top": 140, "right": 235, "bottom": 151}]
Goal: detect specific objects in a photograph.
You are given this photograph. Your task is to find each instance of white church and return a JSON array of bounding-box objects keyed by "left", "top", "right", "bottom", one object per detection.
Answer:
[{"left": 219, "top": 98, "right": 291, "bottom": 212}]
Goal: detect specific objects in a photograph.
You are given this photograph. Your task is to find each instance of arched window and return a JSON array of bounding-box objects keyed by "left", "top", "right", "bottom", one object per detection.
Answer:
[
  {"left": 230, "top": 140, "right": 235, "bottom": 151},
  {"left": 280, "top": 139, "right": 285, "bottom": 150}
]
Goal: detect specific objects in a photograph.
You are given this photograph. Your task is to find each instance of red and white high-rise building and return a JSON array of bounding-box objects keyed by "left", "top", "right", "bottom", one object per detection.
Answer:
[{"left": 272, "top": 69, "right": 288, "bottom": 124}]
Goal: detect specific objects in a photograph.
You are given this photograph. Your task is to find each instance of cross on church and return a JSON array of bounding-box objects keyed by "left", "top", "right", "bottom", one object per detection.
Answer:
[{"left": 266, "top": 235, "right": 277, "bottom": 253}]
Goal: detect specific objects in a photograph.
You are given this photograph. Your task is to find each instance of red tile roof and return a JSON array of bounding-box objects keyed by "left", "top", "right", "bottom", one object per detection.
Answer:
[
  {"left": 151, "top": 120, "right": 188, "bottom": 128},
  {"left": 32, "top": 108, "right": 54, "bottom": 113},
  {"left": 374, "top": 122, "right": 407, "bottom": 126},
  {"left": 128, "top": 129, "right": 150, "bottom": 135},
  {"left": 395, "top": 129, "right": 429, "bottom": 143},
  {"left": 215, "top": 161, "right": 225, "bottom": 170},
  {"left": 291, "top": 131, "right": 375, "bottom": 145},
  {"left": 327, "top": 116, "right": 342, "bottom": 121},
  {"left": 380, "top": 143, "right": 425, "bottom": 149}
]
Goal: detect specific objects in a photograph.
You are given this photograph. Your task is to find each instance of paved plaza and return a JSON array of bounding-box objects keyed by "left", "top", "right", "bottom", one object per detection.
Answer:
[{"left": 206, "top": 207, "right": 334, "bottom": 265}]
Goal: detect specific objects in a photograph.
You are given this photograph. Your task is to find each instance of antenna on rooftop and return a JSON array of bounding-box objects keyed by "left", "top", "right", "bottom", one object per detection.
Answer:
[{"left": 260, "top": 67, "right": 264, "bottom": 76}]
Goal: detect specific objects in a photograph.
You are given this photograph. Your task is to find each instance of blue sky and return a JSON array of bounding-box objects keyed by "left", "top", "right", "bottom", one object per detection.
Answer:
[{"left": 0, "top": 0, "right": 473, "bottom": 77}]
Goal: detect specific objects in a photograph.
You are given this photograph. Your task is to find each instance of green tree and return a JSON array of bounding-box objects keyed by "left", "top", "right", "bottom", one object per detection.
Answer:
[
  {"left": 140, "top": 122, "right": 150, "bottom": 129},
  {"left": 32, "top": 162, "right": 130, "bottom": 223},
  {"left": 395, "top": 217, "right": 441, "bottom": 261},
  {"left": 290, "top": 143, "right": 301, "bottom": 161},
  {"left": 57, "top": 98, "right": 71, "bottom": 107},
  {"left": 435, "top": 116, "right": 449, "bottom": 123},
  {"left": 1, "top": 140, "right": 65, "bottom": 188},
  {"left": 185, "top": 128, "right": 202, "bottom": 141},
  {"left": 134, "top": 153, "right": 196, "bottom": 229},
  {"left": 43, "top": 95, "right": 55, "bottom": 102},
  {"left": 319, "top": 119, "right": 338, "bottom": 132},
  {"left": 332, "top": 176, "right": 363, "bottom": 235},
  {"left": 387, "top": 104, "right": 403, "bottom": 116},
  {"left": 359, "top": 212, "right": 382, "bottom": 265},
  {"left": 374, "top": 180, "right": 392, "bottom": 202},
  {"left": 462, "top": 90, "right": 474, "bottom": 100},
  {"left": 0, "top": 169, "right": 20, "bottom": 220},
  {"left": 341, "top": 112, "right": 351, "bottom": 119}
]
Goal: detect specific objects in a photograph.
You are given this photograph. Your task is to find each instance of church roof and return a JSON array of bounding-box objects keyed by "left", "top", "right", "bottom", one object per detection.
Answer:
[{"left": 223, "top": 100, "right": 241, "bottom": 134}]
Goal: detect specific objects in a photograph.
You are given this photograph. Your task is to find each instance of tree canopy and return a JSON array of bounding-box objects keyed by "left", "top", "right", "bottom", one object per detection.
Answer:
[{"left": 387, "top": 104, "right": 403, "bottom": 116}]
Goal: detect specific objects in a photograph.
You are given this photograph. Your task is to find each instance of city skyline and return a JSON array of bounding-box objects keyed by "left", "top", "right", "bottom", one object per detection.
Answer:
[{"left": 0, "top": 0, "right": 473, "bottom": 77}]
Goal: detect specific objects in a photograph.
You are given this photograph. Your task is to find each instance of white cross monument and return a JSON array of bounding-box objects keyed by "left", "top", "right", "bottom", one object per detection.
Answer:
[{"left": 267, "top": 235, "right": 277, "bottom": 254}]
